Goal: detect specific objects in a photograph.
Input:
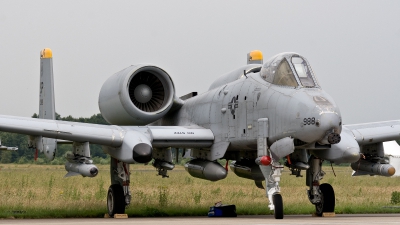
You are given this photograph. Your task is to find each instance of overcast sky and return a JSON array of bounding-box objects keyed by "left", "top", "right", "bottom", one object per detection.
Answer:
[{"left": 0, "top": 1, "right": 399, "bottom": 124}]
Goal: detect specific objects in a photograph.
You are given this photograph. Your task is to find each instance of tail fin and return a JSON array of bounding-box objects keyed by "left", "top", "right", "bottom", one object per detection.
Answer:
[
  {"left": 38, "top": 48, "right": 57, "bottom": 160},
  {"left": 39, "top": 48, "right": 55, "bottom": 120}
]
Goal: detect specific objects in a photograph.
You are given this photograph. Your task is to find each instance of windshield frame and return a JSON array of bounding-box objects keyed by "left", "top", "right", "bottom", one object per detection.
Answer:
[
  {"left": 290, "top": 55, "right": 319, "bottom": 88},
  {"left": 260, "top": 52, "right": 320, "bottom": 89}
]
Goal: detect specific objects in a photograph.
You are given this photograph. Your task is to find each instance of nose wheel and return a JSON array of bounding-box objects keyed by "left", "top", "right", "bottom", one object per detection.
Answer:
[
  {"left": 273, "top": 193, "right": 284, "bottom": 219},
  {"left": 260, "top": 162, "right": 285, "bottom": 219}
]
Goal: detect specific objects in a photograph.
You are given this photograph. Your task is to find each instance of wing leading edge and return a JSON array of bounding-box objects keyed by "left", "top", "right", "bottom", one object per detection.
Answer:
[
  {"left": 344, "top": 120, "right": 400, "bottom": 145},
  {"left": 0, "top": 115, "right": 214, "bottom": 148}
]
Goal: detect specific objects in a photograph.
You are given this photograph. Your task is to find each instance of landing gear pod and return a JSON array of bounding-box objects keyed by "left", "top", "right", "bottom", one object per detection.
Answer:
[{"left": 185, "top": 159, "right": 227, "bottom": 181}]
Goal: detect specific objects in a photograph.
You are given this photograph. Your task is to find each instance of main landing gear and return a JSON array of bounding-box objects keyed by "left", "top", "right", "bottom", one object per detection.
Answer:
[
  {"left": 306, "top": 156, "right": 335, "bottom": 216},
  {"left": 107, "top": 158, "right": 131, "bottom": 217}
]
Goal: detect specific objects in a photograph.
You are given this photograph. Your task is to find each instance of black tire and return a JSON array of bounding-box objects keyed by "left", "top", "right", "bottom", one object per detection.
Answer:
[
  {"left": 315, "top": 183, "right": 335, "bottom": 216},
  {"left": 107, "top": 184, "right": 125, "bottom": 217},
  {"left": 273, "top": 193, "right": 284, "bottom": 219}
]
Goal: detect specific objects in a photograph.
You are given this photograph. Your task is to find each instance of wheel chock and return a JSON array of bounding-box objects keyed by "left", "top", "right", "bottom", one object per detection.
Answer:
[
  {"left": 312, "top": 212, "right": 335, "bottom": 217},
  {"left": 104, "top": 214, "right": 128, "bottom": 218},
  {"left": 114, "top": 214, "right": 128, "bottom": 218}
]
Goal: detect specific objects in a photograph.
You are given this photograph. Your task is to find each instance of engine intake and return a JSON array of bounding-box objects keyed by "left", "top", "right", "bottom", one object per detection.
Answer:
[
  {"left": 99, "top": 65, "right": 175, "bottom": 125},
  {"left": 129, "top": 71, "right": 165, "bottom": 112}
]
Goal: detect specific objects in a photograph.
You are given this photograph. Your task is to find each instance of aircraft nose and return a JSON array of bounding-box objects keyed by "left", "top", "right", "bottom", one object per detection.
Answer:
[
  {"left": 319, "top": 112, "right": 342, "bottom": 129},
  {"left": 317, "top": 112, "right": 342, "bottom": 145}
]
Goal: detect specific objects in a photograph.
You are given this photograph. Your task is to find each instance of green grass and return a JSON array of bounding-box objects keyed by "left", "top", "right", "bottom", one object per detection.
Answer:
[{"left": 0, "top": 164, "right": 399, "bottom": 218}]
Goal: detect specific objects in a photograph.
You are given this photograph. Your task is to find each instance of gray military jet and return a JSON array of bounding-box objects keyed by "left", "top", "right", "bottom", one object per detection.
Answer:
[{"left": 0, "top": 49, "right": 398, "bottom": 219}]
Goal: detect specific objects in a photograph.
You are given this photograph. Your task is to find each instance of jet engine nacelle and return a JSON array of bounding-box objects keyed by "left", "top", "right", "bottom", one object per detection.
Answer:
[{"left": 99, "top": 65, "right": 176, "bottom": 125}]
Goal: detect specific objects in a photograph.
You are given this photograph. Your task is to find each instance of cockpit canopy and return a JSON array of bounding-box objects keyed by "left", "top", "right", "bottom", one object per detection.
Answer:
[{"left": 260, "top": 53, "right": 319, "bottom": 88}]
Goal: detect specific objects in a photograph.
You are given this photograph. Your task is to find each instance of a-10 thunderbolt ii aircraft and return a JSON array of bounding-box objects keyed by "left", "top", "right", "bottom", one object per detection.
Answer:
[{"left": 0, "top": 48, "right": 399, "bottom": 219}]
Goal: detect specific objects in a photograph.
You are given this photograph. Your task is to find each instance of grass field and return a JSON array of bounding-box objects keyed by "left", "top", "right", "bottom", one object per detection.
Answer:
[{"left": 0, "top": 164, "right": 399, "bottom": 218}]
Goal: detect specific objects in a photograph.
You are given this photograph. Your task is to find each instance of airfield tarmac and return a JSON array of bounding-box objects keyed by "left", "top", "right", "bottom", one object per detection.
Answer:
[{"left": 0, "top": 214, "right": 399, "bottom": 225}]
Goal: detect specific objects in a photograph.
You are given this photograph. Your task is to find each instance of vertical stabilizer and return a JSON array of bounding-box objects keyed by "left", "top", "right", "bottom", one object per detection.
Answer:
[
  {"left": 39, "top": 48, "right": 57, "bottom": 160},
  {"left": 39, "top": 48, "right": 55, "bottom": 120}
]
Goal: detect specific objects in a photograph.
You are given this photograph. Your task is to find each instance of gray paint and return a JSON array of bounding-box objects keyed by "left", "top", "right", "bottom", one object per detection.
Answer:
[
  {"left": 39, "top": 57, "right": 55, "bottom": 120},
  {"left": 38, "top": 55, "right": 57, "bottom": 160},
  {"left": 98, "top": 65, "right": 179, "bottom": 125},
  {"left": 2, "top": 52, "right": 399, "bottom": 166},
  {"left": 1, "top": 49, "right": 400, "bottom": 217}
]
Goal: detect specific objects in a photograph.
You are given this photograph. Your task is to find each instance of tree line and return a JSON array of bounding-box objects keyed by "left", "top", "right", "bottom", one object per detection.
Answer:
[{"left": 0, "top": 113, "right": 110, "bottom": 164}]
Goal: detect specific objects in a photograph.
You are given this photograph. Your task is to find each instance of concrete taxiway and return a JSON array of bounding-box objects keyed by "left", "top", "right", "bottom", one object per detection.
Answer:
[{"left": 0, "top": 214, "right": 400, "bottom": 225}]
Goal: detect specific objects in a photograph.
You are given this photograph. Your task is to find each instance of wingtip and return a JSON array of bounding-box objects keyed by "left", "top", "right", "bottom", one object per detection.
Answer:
[{"left": 40, "top": 48, "right": 52, "bottom": 59}]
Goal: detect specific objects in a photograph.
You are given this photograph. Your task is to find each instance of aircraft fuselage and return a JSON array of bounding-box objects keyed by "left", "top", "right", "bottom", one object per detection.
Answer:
[{"left": 166, "top": 69, "right": 342, "bottom": 152}]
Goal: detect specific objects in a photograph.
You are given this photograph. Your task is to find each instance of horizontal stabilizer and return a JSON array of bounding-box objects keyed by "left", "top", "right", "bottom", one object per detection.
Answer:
[{"left": 64, "top": 171, "right": 81, "bottom": 178}]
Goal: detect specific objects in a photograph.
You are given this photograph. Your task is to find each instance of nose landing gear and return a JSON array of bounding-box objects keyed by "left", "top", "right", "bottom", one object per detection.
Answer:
[{"left": 260, "top": 162, "right": 285, "bottom": 219}]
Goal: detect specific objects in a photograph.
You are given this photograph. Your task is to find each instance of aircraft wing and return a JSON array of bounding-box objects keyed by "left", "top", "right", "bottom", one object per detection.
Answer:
[
  {"left": 344, "top": 120, "right": 400, "bottom": 145},
  {"left": 0, "top": 115, "right": 214, "bottom": 148}
]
